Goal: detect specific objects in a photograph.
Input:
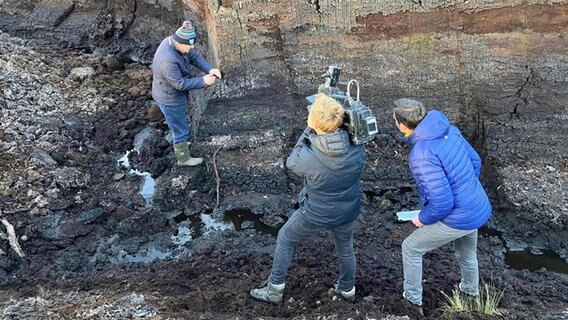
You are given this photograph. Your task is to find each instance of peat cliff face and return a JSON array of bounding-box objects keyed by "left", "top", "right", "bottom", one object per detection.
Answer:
[
  {"left": 1, "top": 0, "right": 567, "bottom": 264},
  {"left": 1, "top": 1, "right": 568, "bottom": 319}
]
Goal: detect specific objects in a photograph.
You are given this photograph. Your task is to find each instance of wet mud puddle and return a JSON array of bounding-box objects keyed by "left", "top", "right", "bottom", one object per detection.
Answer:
[
  {"left": 481, "top": 227, "right": 568, "bottom": 275},
  {"left": 107, "top": 210, "right": 282, "bottom": 264},
  {"left": 173, "top": 208, "right": 281, "bottom": 244},
  {"left": 117, "top": 126, "right": 156, "bottom": 206}
]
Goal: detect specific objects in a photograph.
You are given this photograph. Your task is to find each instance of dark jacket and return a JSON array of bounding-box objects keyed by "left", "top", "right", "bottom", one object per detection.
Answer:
[
  {"left": 286, "top": 127, "right": 366, "bottom": 226},
  {"left": 406, "top": 110, "right": 492, "bottom": 230},
  {"left": 151, "top": 37, "right": 213, "bottom": 106}
]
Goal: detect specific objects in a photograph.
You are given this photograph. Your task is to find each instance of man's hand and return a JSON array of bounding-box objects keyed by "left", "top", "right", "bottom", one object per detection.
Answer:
[
  {"left": 209, "top": 68, "right": 222, "bottom": 79},
  {"left": 203, "top": 74, "right": 216, "bottom": 86},
  {"left": 411, "top": 217, "right": 423, "bottom": 228}
]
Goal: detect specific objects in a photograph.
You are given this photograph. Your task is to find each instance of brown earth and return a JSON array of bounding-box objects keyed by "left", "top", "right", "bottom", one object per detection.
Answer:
[
  {"left": 0, "top": 1, "right": 567, "bottom": 319},
  {"left": 353, "top": 4, "right": 568, "bottom": 41},
  {"left": 0, "top": 39, "right": 566, "bottom": 319}
]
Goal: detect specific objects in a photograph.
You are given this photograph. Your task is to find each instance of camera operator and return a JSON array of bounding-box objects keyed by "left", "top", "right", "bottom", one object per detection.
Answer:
[{"left": 250, "top": 94, "right": 366, "bottom": 304}]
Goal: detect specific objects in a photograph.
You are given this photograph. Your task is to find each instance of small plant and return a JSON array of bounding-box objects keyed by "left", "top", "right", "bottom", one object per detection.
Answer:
[
  {"left": 0, "top": 231, "right": 5, "bottom": 239},
  {"left": 37, "top": 285, "right": 47, "bottom": 298},
  {"left": 473, "top": 283, "right": 505, "bottom": 315},
  {"left": 440, "top": 283, "right": 504, "bottom": 315},
  {"left": 440, "top": 287, "right": 470, "bottom": 312}
]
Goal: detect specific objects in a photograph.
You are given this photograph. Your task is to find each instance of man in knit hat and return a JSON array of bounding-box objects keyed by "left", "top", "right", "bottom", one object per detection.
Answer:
[{"left": 152, "top": 20, "right": 222, "bottom": 166}]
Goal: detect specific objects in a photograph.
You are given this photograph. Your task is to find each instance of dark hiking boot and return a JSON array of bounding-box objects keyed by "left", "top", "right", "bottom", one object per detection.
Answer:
[
  {"left": 250, "top": 281, "right": 285, "bottom": 304},
  {"left": 402, "top": 291, "right": 424, "bottom": 316}
]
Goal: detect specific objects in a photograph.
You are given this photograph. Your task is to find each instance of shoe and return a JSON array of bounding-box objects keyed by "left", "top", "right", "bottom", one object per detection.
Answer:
[
  {"left": 250, "top": 281, "right": 285, "bottom": 304},
  {"left": 334, "top": 284, "right": 355, "bottom": 302},
  {"left": 402, "top": 291, "right": 424, "bottom": 316},
  {"left": 173, "top": 141, "right": 203, "bottom": 166}
]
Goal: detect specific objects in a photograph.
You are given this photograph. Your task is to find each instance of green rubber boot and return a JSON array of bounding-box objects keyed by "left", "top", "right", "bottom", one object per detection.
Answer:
[{"left": 173, "top": 141, "right": 203, "bottom": 167}]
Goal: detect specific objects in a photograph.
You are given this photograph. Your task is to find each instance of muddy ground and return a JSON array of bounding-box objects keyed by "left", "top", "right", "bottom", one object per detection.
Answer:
[{"left": 0, "top": 22, "right": 568, "bottom": 320}]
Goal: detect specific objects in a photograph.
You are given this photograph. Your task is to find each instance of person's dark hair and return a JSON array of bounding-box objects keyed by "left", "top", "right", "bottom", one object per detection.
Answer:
[{"left": 393, "top": 98, "right": 426, "bottom": 129}]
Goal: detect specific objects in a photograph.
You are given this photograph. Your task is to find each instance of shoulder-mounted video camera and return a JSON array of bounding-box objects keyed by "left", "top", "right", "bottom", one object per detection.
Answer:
[{"left": 306, "top": 66, "right": 378, "bottom": 145}]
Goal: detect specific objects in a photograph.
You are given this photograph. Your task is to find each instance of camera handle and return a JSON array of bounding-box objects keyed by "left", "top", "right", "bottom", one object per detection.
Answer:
[{"left": 346, "top": 79, "right": 360, "bottom": 102}]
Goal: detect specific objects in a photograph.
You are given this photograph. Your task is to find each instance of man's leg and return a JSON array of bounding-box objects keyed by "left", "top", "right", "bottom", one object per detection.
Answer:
[
  {"left": 402, "top": 222, "right": 474, "bottom": 306},
  {"left": 454, "top": 229, "right": 479, "bottom": 296},
  {"left": 158, "top": 103, "right": 202, "bottom": 166},
  {"left": 268, "top": 209, "right": 325, "bottom": 285},
  {"left": 158, "top": 103, "right": 189, "bottom": 143},
  {"left": 330, "top": 220, "right": 356, "bottom": 292},
  {"left": 251, "top": 209, "right": 325, "bottom": 304}
]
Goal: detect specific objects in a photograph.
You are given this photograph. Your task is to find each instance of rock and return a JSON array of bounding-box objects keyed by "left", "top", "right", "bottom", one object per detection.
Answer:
[
  {"left": 113, "top": 172, "right": 125, "bottom": 180},
  {"left": 68, "top": 67, "right": 95, "bottom": 81}
]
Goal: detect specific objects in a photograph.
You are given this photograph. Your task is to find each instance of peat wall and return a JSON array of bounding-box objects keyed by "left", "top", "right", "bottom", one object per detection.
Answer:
[{"left": 1, "top": 0, "right": 567, "bottom": 254}]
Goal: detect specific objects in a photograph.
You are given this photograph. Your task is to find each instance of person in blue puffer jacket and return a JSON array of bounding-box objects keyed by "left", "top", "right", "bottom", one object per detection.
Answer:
[
  {"left": 250, "top": 94, "right": 366, "bottom": 305},
  {"left": 152, "top": 20, "right": 222, "bottom": 167},
  {"left": 392, "top": 98, "right": 492, "bottom": 309}
]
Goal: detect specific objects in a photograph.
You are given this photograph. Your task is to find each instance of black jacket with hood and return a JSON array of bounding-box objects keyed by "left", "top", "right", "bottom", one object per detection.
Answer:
[{"left": 286, "top": 127, "right": 366, "bottom": 226}]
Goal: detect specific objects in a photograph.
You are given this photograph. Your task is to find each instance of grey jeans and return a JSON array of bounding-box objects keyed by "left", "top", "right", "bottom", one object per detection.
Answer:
[
  {"left": 402, "top": 222, "right": 479, "bottom": 306},
  {"left": 268, "top": 209, "right": 356, "bottom": 291}
]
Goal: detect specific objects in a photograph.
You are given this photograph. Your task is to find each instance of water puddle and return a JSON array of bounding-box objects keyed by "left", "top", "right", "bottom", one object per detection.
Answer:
[
  {"left": 109, "top": 246, "right": 171, "bottom": 264},
  {"left": 117, "top": 127, "right": 156, "bottom": 206},
  {"left": 133, "top": 126, "right": 153, "bottom": 153},
  {"left": 171, "top": 212, "right": 234, "bottom": 245},
  {"left": 224, "top": 209, "right": 282, "bottom": 236},
  {"left": 480, "top": 226, "right": 568, "bottom": 275},
  {"left": 505, "top": 249, "right": 568, "bottom": 274},
  {"left": 172, "top": 209, "right": 282, "bottom": 245},
  {"left": 117, "top": 152, "right": 155, "bottom": 206}
]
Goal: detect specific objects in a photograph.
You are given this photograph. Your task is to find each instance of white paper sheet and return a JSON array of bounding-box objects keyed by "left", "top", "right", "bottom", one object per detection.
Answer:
[{"left": 396, "top": 210, "right": 420, "bottom": 221}]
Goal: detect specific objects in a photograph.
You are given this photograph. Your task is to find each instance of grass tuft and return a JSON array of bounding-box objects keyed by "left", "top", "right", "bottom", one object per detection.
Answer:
[
  {"left": 441, "top": 283, "right": 504, "bottom": 315},
  {"left": 474, "top": 283, "right": 505, "bottom": 315}
]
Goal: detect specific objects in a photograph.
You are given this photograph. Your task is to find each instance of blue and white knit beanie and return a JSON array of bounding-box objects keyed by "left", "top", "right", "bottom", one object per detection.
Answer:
[{"left": 172, "top": 21, "right": 197, "bottom": 45}]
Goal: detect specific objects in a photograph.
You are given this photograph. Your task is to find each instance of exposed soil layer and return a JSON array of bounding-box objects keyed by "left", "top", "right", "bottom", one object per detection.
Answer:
[
  {"left": 354, "top": 4, "right": 568, "bottom": 41},
  {"left": 0, "top": 31, "right": 567, "bottom": 320},
  {"left": 1, "top": 1, "right": 568, "bottom": 319}
]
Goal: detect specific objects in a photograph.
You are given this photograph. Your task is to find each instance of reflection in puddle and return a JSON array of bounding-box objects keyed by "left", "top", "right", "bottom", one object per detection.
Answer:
[
  {"left": 224, "top": 209, "right": 282, "bottom": 236},
  {"left": 480, "top": 226, "right": 568, "bottom": 275},
  {"left": 172, "top": 209, "right": 281, "bottom": 246},
  {"left": 171, "top": 221, "right": 193, "bottom": 246},
  {"left": 202, "top": 213, "right": 234, "bottom": 232},
  {"left": 117, "top": 150, "right": 155, "bottom": 207},
  {"left": 133, "top": 126, "right": 153, "bottom": 153},
  {"left": 116, "top": 126, "right": 157, "bottom": 207},
  {"left": 171, "top": 213, "right": 234, "bottom": 246},
  {"left": 109, "top": 246, "right": 171, "bottom": 264},
  {"left": 505, "top": 249, "right": 568, "bottom": 274}
]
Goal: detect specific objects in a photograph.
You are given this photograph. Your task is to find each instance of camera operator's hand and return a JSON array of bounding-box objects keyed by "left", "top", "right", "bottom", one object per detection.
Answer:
[{"left": 203, "top": 74, "right": 216, "bottom": 86}]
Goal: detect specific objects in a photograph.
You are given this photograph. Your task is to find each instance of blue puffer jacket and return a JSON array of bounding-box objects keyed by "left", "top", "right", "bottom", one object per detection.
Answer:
[
  {"left": 151, "top": 37, "right": 213, "bottom": 106},
  {"left": 286, "top": 127, "right": 366, "bottom": 227},
  {"left": 406, "top": 110, "right": 491, "bottom": 230}
]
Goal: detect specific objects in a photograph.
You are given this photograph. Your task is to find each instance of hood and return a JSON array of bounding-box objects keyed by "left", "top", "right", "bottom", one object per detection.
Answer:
[
  {"left": 407, "top": 110, "right": 450, "bottom": 146},
  {"left": 310, "top": 129, "right": 353, "bottom": 170}
]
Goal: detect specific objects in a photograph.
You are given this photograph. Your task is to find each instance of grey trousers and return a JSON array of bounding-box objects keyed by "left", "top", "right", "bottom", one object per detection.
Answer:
[
  {"left": 402, "top": 221, "right": 480, "bottom": 306},
  {"left": 268, "top": 209, "right": 356, "bottom": 291}
]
